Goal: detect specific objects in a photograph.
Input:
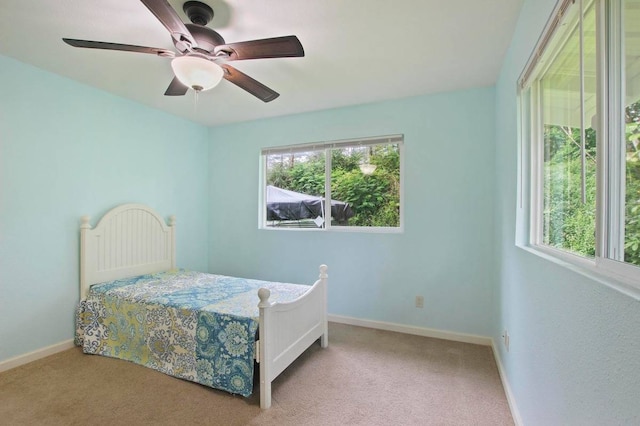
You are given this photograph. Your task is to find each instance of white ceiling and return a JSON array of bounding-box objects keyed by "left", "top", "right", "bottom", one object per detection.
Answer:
[{"left": 0, "top": 0, "right": 523, "bottom": 127}]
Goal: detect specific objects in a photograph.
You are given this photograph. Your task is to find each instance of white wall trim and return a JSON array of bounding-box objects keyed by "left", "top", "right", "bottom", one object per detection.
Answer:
[
  {"left": 491, "top": 339, "right": 524, "bottom": 426},
  {"left": 0, "top": 339, "right": 75, "bottom": 373},
  {"left": 328, "top": 314, "right": 492, "bottom": 346}
]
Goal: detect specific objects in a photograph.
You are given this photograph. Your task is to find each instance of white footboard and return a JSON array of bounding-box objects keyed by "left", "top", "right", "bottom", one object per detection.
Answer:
[{"left": 257, "top": 265, "right": 328, "bottom": 409}]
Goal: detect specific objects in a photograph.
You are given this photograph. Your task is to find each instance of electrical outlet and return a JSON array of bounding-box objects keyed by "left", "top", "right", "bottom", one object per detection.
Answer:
[
  {"left": 415, "top": 295, "right": 424, "bottom": 308},
  {"left": 502, "top": 329, "right": 510, "bottom": 352}
]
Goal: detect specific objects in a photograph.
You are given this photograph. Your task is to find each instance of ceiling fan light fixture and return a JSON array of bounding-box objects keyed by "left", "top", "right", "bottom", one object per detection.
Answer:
[{"left": 171, "top": 55, "right": 223, "bottom": 92}]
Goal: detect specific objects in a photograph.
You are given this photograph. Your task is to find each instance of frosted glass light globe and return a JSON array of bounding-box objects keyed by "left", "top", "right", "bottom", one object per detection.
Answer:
[{"left": 171, "top": 56, "right": 223, "bottom": 92}]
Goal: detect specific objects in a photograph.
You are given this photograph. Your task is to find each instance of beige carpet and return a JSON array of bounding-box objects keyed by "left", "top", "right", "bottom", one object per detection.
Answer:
[{"left": 0, "top": 323, "right": 513, "bottom": 425}]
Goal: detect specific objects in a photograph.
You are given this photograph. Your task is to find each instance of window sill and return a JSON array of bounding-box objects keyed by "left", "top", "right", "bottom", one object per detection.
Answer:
[
  {"left": 515, "top": 243, "right": 640, "bottom": 301},
  {"left": 259, "top": 226, "right": 404, "bottom": 234}
]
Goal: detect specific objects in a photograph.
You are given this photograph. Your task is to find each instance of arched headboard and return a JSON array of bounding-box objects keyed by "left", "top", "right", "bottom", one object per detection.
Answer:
[{"left": 79, "top": 204, "right": 176, "bottom": 300}]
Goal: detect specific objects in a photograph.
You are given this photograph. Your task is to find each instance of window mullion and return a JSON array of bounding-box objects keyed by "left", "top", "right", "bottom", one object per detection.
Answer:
[
  {"left": 595, "top": 0, "right": 608, "bottom": 259},
  {"left": 580, "top": 0, "right": 588, "bottom": 205},
  {"left": 530, "top": 81, "right": 544, "bottom": 246},
  {"left": 616, "top": 0, "right": 627, "bottom": 262},
  {"left": 606, "top": 0, "right": 625, "bottom": 261},
  {"left": 324, "top": 148, "right": 332, "bottom": 230}
]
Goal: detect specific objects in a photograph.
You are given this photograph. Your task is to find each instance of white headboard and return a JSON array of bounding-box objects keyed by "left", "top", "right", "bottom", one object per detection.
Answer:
[{"left": 80, "top": 204, "right": 176, "bottom": 300}]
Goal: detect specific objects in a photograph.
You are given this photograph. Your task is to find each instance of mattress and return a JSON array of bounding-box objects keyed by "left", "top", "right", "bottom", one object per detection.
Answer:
[{"left": 75, "top": 269, "right": 309, "bottom": 397}]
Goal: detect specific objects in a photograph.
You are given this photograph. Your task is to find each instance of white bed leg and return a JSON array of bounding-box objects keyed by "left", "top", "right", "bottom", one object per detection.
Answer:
[
  {"left": 260, "top": 379, "right": 272, "bottom": 409},
  {"left": 258, "top": 288, "right": 272, "bottom": 409},
  {"left": 319, "top": 264, "right": 329, "bottom": 348}
]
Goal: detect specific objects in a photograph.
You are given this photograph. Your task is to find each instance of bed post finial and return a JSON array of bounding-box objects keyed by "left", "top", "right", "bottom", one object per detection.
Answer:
[
  {"left": 80, "top": 216, "right": 91, "bottom": 229},
  {"left": 258, "top": 288, "right": 272, "bottom": 308},
  {"left": 168, "top": 215, "right": 176, "bottom": 270},
  {"left": 319, "top": 264, "right": 328, "bottom": 279}
]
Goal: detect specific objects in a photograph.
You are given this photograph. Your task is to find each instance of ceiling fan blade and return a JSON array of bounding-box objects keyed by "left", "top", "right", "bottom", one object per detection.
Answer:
[
  {"left": 216, "top": 36, "right": 304, "bottom": 61},
  {"left": 164, "top": 77, "right": 188, "bottom": 96},
  {"left": 221, "top": 64, "right": 279, "bottom": 102},
  {"left": 62, "top": 38, "right": 174, "bottom": 56},
  {"left": 140, "top": 0, "right": 197, "bottom": 49}
]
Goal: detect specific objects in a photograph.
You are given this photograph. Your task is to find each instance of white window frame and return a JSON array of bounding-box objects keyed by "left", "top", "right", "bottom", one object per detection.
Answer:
[
  {"left": 519, "top": 0, "right": 640, "bottom": 295},
  {"left": 596, "top": 0, "right": 639, "bottom": 279},
  {"left": 259, "top": 135, "right": 404, "bottom": 233}
]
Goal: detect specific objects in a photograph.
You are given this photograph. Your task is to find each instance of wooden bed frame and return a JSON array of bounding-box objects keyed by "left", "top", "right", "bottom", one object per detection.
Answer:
[{"left": 79, "top": 203, "right": 328, "bottom": 409}]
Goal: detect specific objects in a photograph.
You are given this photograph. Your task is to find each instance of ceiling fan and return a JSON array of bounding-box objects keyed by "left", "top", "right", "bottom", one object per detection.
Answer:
[{"left": 62, "top": 0, "right": 304, "bottom": 102}]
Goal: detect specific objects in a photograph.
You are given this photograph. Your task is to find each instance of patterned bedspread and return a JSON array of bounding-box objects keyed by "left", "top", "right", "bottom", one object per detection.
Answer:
[{"left": 75, "top": 269, "right": 310, "bottom": 397}]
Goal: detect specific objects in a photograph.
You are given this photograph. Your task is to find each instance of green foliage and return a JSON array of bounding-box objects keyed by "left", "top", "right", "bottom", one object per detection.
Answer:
[
  {"left": 268, "top": 163, "right": 294, "bottom": 190},
  {"left": 624, "top": 102, "right": 640, "bottom": 265},
  {"left": 332, "top": 170, "right": 396, "bottom": 226},
  {"left": 331, "top": 149, "right": 362, "bottom": 172},
  {"left": 543, "top": 100, "right": 640, "bottom": 265},
  {"left": 266, "top": 145, "right": 400, "bottom": 227},
  {"left": 543, "top": 124, "right": 596, "bottom": 257},
  {"left": 370, "top": 144, "right": 400, "bottom": 172},
  {"left": 290, "top": 157, "right": 325, "bottom": 196}
]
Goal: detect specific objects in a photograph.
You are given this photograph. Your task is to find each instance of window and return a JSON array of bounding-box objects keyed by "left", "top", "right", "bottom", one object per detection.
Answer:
[
  {"left": 260, "top": 135, "right": 403, "bottom": 231},
  {"left": 520, "top": 0, "right": 640, "bottom": 287}
]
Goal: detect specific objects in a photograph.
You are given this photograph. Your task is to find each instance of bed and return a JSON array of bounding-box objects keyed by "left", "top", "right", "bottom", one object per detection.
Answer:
[{"left": 75, "top": 203, "right": 328, "bottom": 409}]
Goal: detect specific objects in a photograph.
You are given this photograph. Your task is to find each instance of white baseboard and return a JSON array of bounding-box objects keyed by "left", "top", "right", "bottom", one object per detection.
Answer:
[
  {"left": 328, "top": 314, "right": 492, "bottom": 346},
  {"left": 491, "top": 339, "right": 524, "bottom": 426},
  {"left": 0, "top": 339, "right": 75, "bottom": 373}
]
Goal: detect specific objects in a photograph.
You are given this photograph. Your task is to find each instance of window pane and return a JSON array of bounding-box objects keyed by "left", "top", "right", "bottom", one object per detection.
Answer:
[
  {"left": 264, "top": 150, "right": 326, "bottom": 228},
  {"left": 330, "top": 144, "right": 401, "bottom": 227},
  {"left": 623, "top": 0, "right": 640, "bottom": 265},
  {"left": 539, "top": 2, "right": 597, "bottom": 257}
]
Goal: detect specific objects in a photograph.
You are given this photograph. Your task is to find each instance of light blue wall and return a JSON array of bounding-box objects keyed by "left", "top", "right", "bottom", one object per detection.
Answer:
[
  {"left": 494, "top": 1, "right": 640, "bottom": 424},
  {"left": 0, "top": 55, "right": 209, "bottom": 361},
  {"left": 208, "top": 88, "right": 497, "bottom": 337}
]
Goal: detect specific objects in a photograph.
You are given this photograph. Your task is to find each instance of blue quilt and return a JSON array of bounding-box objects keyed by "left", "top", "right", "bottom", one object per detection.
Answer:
[{"left": 75, "top": 269, "right": 310, "bottom": 397}]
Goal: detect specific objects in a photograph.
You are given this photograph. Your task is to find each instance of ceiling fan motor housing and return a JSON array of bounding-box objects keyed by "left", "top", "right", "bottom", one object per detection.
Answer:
[
  {"left": 186, "top": 24, "right": 225, "bottom": 52},
  {"left": 183, "top": 1, "right": 214, "bottom": 26}
]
